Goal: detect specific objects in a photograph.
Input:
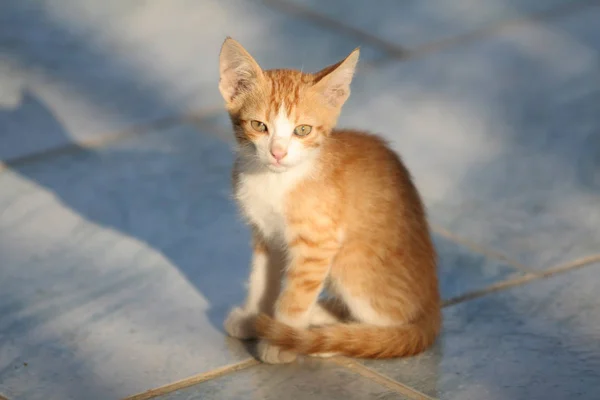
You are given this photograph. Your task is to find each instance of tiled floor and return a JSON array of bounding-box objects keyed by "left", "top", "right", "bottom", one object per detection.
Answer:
[{"left": 0, "top": 1, "right": 598, "bottom": 399}]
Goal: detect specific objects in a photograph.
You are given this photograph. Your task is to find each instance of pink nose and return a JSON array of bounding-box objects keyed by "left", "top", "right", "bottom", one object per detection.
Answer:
[{"left": 270, "top": 147, "right": 288, "bottom": 161}]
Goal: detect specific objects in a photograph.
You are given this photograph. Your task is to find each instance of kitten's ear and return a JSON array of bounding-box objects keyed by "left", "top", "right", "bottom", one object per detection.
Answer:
[
  {"left": 219, "top": 37, "right": 264, "bottom": 105},
  {"left": 313, "top": 48, "right": 360, "bottom": 107}
]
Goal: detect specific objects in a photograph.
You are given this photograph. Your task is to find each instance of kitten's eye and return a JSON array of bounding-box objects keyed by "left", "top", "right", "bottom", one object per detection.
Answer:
[
  {"left": 250, "top": 120, "right": 268, "bottom": 132},
  {"left": 293, "top": 125, "right": 312, "bottom": 137}
]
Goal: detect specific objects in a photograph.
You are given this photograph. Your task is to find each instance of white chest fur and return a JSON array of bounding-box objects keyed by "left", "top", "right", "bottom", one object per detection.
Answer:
[{"left": 235, "top": 163, "right": 312, "bottom": 243}]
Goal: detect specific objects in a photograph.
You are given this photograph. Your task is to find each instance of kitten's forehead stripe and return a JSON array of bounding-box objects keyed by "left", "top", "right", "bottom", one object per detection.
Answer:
[{"left": 266, "top": 70, "right": 311, "bottom": 118}]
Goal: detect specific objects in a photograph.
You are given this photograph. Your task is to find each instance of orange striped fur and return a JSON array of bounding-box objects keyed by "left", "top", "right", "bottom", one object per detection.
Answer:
[{"left": 219, "top": 37, "right": 441, "bottom": 364}]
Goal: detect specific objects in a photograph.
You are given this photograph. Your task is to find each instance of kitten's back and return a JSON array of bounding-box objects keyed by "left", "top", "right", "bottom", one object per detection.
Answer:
[{"left": 320, "top": 129, "right": 433, "bottom": 247}]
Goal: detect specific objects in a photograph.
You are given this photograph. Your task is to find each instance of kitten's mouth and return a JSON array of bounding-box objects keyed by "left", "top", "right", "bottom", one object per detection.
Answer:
[
  {"left": 267, "top": 157, "right": 286, "bottom": 168},
  {"left": 267, "top": 162, "right": 287, "bottom": 172}
]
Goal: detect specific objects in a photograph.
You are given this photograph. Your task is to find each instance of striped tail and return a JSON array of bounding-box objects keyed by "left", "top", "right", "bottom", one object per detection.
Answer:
[{"left": 254, "top": 311, "right": 440, "bottom": 359}]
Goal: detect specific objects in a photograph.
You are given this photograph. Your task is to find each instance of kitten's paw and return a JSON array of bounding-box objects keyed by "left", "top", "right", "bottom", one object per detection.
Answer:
[
  {"left": 256, "top": 340, "right": 297, "bottom": 364},
  {"left": 224, "top": 307, "right": 257, "bottom": 339}
]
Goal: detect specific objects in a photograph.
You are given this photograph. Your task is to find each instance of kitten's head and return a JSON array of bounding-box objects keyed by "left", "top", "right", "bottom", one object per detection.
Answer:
[{"left": 218, "top": 37, "right": 359, "bottom": 172}]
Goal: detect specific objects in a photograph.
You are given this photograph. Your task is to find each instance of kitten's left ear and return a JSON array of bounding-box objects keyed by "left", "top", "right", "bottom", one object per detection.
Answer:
[{"left": 313, "top": 48, "right": 360, "bottom": 107}]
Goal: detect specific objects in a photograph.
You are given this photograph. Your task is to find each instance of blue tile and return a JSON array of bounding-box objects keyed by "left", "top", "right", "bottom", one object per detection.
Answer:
[{"left": 361, "top": 263, "right": 600, "bottom": 400}]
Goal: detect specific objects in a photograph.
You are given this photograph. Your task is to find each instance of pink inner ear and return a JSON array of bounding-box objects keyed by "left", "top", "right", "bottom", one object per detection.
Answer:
[
  {"left": 221, "top": 69, "right": 251, "bottom": 103},
  {"left": 333, "top": 87, "right": 347, "bottom": 98},
  {"left": 322, "top": 85, "right": 348, "bottom": 107}
]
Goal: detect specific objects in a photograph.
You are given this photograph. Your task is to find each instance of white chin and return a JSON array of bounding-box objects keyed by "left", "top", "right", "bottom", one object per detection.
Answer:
[{"left": 266, "top": 163, "right": 287, "bottom": 172}]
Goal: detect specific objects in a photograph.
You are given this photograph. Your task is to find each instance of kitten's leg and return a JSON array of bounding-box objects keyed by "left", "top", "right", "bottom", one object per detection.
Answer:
[
  {"left": 275, "top": 250, "right": 336, "bottom": 326},
  {"left": 258, "top": 230, "right": 339, "bottom": 364},
  {"left": 224, "top": 233, "right": 281, "bottom": 339}
]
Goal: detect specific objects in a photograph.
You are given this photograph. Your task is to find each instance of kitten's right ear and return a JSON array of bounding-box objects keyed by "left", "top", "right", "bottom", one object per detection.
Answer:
[{"left": 219, "top": 37, "right": 264, "bottom": 105}]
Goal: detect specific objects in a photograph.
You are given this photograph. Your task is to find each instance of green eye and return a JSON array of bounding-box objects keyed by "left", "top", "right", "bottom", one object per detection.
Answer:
[
  {"left": 250, "top": 120, "right": 267, "bottom": 132},
  {"left": 293, "top": 125, "right": 312, "bottom": 137}
]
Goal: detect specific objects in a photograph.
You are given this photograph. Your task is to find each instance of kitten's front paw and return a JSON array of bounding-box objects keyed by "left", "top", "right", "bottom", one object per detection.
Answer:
[
  {"left": 224, "top": 307, "right": 257, "bottom": 340},
  {"left": 256, "top": 339, "right": 297, "bottom": 364}
]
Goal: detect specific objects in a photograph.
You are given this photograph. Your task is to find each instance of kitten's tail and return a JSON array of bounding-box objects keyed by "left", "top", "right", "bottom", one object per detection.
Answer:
[{"left": 254, "top": 311, "right": 440, "bottom": 359}]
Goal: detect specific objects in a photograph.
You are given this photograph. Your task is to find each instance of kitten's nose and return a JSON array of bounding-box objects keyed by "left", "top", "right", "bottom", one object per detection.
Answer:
[{"left": 270, "top": 146, "right": 288, "bottom": 161}]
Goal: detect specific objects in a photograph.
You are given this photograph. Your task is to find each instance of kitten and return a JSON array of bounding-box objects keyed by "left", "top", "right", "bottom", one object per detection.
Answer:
[{"left": 218, "top": 37, "right": 441, "bottom": 364}]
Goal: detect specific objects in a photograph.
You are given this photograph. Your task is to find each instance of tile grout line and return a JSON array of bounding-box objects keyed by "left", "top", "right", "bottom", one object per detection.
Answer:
[
  {"left": 0, "top": 106, "right": 224, "bottom": 174},
  {"left": 443, "top": 272, "right": 538, "bottom": 307},
  {"left": 261, "top": 0, "right": 409, "bottom": 58},
  {"left": 121, "top": 358, "right": 260, "bottom": 400},
  {"left": 266, "top": 0, "right": 600, "bottom": 67},
  {"left": 442, "top": 254, "right": 600, "bottom": 307},
  {"left": 387, "top": 0, "right": 600, "bottom": 63},
  {"left": 537, "top": 253, "right": 600, "bottom": 275},
  {"left": 329, "top": 358, "right": 436, "bottom": 400},
  {"left": 431, "top": 225, "right": 530, "bottom": 271}
]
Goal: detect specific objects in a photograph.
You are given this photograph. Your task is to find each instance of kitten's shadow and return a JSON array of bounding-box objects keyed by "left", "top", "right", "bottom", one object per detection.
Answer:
[{"left": 3, "top": 88, "right": 249, "bottom": 334}]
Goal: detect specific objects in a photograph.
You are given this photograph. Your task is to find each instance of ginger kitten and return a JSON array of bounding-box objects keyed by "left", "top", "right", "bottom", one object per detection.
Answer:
[{"left": 219, "top": 37, "right": 441, "bottom": 364}]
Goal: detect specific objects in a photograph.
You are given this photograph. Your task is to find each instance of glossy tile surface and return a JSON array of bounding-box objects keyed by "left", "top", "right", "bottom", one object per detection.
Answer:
[
  {"left": 0, "top": 0, "right": 384, "bottom": 162},
  {"left": 339, "top": 5, "right": 600, "bottom": 269},
  {"left": 284, "top": 0, "right": 577, "bottom": 48},
  {"left": 156, "top": 360, "right": 410, "bottom": 400},
  {"left": 362, "top": 263, "right": 600, "bottom": 400}
]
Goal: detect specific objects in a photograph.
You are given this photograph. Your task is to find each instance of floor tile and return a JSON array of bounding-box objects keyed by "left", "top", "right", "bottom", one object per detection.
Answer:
[
  {"left": 0, "top": 0, "right": 384, "bottom": 162},
  {"left": 361, "top": 263, "right": 600, "bottom": 400},
  {"left": 283, "top": 0, "right": 579, "bottom": 48},
  {"left": 337, "top": 6, "right": 600, "bottom": 269},
  {"left": 155, "top": 360, "right": 410, "bottom": 400},
  {"left": 0, "top": 125, "right": 252, "bottom": 400}
]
